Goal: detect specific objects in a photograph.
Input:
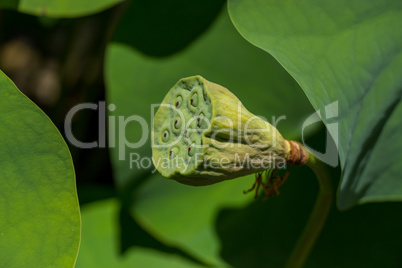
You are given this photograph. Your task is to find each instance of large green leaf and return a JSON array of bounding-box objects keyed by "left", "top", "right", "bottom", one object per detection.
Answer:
[
  {"left": 228, "top": 0, "right": 402, "bottom": 209},
  {"left": 106, "top": 7, "right": 314, "bottom": 266},
  {"left": 14, "top": 0, "right": 122, "bottom": 17},
  {"left": 0, "top": 71, "right": 80, "bottom": 266},
  {"left": 76, "top": 198, "right": 203, "bottom": 268}
]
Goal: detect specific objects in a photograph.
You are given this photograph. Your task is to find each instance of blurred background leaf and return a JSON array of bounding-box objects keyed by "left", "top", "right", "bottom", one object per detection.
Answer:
[
  {"left": 106, "top": 6, "right": 315, "bottom": 266},
  {"left": 228, "top": 0, "right": 402, "bottom": 209},
  {"left": 14, "top": 0, "right": 122, "bottom": 18},
  {"left": 0, "top": 70, "right": 80, "bottom": 267},
  {"left": 76, "top": 198, "right": 204, "bottom": 268},
  {"left": 0, "top": 0, "right": 19, "bottom": 9},
  {"left": 131, "top": 173, "right": 253, "bottom": 265}
]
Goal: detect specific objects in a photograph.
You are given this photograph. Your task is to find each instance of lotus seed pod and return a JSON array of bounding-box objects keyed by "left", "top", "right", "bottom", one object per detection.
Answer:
[{"left": 152, "top": 75, "right": 303, "bottom": 186}]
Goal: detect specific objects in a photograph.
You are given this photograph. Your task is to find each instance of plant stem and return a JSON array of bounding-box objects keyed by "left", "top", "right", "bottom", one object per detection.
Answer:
[{"left": 285, "top": 153, "right": 333, "bottom": 268}]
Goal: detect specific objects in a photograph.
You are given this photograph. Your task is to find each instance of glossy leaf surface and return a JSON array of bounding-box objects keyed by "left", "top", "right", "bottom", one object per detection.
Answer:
[
  {"left": 0, "top": 70, "right": 80, "bottom": 267},
  {"left": 228, "top": 0, "right": 402, "bottom": 209}
]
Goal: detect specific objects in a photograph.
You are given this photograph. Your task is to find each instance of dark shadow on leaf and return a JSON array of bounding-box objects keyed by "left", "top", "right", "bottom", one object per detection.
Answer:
[
  {"left": 112, "top": 0, "right": 226, "bottom": 57},
  {"left": 118, "top": 203, "right": 210, "bottom": 266},
  {"left": 116, "top": 170, "right": 210, "bottom": 266},
  {"left": 341, "top": 92, "right": 402, "bottom": 208},
  {"left": 216, "top": 164, "right": 321, "bottom": 268}
]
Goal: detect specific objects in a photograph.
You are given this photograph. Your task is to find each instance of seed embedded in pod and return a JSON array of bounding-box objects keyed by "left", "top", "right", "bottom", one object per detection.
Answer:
[
  {"left": 190, "top": 92, "right": 198, "bottom": 107},
  {"left": 175, "top": 95, "right": 183, "bottom": 108},
  {"left": 162, "top": 129, "right": 169, "bottom": 142},
  {"left": 188, "top": 144, "right": 195, "bottom": 157},
  {"left": 197, "top": 112, "right": 204, "bottom": 127},
  {"left": 169, "top": 147, "right": 179, "bottom": 159},
  {"left": 173, "top": 117, "right": 182, "bottom": 129}
]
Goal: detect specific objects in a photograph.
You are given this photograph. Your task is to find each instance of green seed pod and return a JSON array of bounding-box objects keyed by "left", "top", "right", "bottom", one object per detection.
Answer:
[{"left": 152, "top": 75, "right": 302, "bottom": 186}]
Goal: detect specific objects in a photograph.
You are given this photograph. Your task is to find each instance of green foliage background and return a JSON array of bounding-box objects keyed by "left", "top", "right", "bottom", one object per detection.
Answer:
[{"left": 0, "top": 0, "right": 401, "bottom": 267}]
